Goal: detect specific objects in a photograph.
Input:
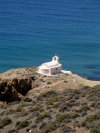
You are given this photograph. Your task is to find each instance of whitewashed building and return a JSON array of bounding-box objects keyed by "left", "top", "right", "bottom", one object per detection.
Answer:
[{"left": 38, "top": 55, "right": 62, "bottom": 75}]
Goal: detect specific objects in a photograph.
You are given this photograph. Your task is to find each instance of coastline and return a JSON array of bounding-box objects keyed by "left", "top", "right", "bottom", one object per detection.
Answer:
[
  {"left": 0, "top": 66, "right": 100, "bottom": 102},
  {"left": 0, "top": 67, "right": 100, "bottom": 133},
  {"left": 0, "top": 67, "right": 100, "bottom": 101},
  {"left": 0, "top": 67, "right": 100, "bottom": 86}
]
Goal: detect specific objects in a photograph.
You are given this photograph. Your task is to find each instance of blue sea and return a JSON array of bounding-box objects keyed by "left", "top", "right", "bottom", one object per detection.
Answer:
[{"left": 0, "top": 0, "right": 100, "bottom": 80}]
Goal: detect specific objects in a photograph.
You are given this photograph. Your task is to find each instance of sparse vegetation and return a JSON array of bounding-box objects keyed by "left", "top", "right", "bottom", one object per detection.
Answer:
[
  {"left": 73, "top": 89, "right": 81, "bottom": 94},
  {"left": 15, "top": 103, "right": 29, "bottom": 112},
  {"left": 87, "top": 113, "right": 100, "bottom": 122},
  {"left": 71, "top": 112, "right": 79, "bottom": 118},
  {"left": 29, "top": 105, "right": 41, "bottom": 112},
  {"left": 0, "top": 117, "right": 12, "bottom": 127},
  {"left": 0, "top": 84, "right": 100, "bottom": 133},
  {"left": 40, "top": 122, "right": 57, "bottom": 133},
  {"left": 16, "top": 119, "right": 30, "bottom": 130},
  {"left": 77, "top": 106, "right": 90, "bottom": 112},
  {"left": 90, "top": 128, "right": 100, "bottom": 133},
  {"left": 5, "top": 109, "right": 15, "bottom": 115},
  {"left": 81, "top": 112, "right": 100, "bottom": 128},
  {"left": 81, "top": 121, "right": 87, "bottom": 127},
  {"left": 61, "top": 126, "right": 73, "bottom": 133},
  {"left": 46, "top": 97, "right": 59, "bottom": 105},
  {"left": 23, "top": 97, "right": 32, "bottom": 102},
  {"left": 56, "top": 114, "right": 70, "bottom": 122},
  {"left": 36, "top": 112, "right": 48, "bottom": 121},
  {"left": 38, "top": 90, "right": 57, "bottom": 100}
]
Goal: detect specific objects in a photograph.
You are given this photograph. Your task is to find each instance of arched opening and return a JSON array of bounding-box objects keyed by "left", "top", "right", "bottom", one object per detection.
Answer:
[{"left": 54, "top": 57, "right": 56, "bottom": 61}]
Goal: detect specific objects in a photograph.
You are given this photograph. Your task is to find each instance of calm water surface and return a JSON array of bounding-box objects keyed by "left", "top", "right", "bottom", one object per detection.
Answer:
[{"left": 0, "top": 0, "right": 100, "bottom": 80}]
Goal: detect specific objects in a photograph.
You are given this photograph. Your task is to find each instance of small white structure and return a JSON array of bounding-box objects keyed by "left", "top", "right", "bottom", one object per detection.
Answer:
[{"left": 38, "top": 55, "right": 62, "bottom": 75}]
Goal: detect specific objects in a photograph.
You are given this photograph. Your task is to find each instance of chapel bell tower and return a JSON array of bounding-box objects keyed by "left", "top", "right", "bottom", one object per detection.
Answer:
[{"left": 52, "top": 55, "right": 59, "bottom": 63}]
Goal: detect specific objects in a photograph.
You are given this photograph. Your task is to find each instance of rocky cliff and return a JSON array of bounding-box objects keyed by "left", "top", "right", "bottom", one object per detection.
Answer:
[{"left": 0, "top": 67, "right": 38, "bottom": 102}]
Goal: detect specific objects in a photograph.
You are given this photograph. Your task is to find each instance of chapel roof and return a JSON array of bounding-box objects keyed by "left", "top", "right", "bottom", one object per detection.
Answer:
[{"left": 41, "top": 61, "right": 59, "bottom": 68}]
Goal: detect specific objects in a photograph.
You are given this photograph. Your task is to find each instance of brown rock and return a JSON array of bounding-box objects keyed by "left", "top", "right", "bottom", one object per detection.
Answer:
[
  {"left": 0, "top": 67, "right": 37, "bottom": 102},
  {"left": 0, "top": 78, "right": 33, "bottom": 102},
  {"left": 16, "top": 78, "right": 32, "bottom": 95},
  {"left": 0, "top": 80, "right": 20, "bottom": 102}
]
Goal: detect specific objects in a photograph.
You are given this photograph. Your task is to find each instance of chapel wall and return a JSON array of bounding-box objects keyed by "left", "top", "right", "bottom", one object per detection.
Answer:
[
  {"left": 39, "top": 67, "right": 49, "bottom": 75},
  {"left": 51, "top": 65, "right": 62, "bottom": 75}
]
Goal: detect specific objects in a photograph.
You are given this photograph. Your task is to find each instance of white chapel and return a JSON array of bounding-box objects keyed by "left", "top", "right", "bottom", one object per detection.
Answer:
[{"left": 38, "top": 55, "right": 62, "bottom": 75}]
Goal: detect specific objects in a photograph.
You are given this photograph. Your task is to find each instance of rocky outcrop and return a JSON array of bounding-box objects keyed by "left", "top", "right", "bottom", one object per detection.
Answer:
[
  {"left": 0, "top": 78, "right": 32, "bottom": 102},
  {"left": 11, "top": 78, "right": 32, "bottom": 95},
  {"left": 0, "top": 67, "right": 38, "bottom": 102},
  {"left": 0, "top": 80, "right": 19, "bottom": 102}
]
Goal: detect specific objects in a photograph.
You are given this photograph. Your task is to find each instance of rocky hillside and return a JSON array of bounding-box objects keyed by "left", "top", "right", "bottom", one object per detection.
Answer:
[
  {"left": 0, "top": 85, "right": 100, "bottom": 133},
  {"left": 0, "top": 67, "right": 100, "bottom": 103},
  {"left": 0, "top": 67, "right": 100, "bottom": 133}
]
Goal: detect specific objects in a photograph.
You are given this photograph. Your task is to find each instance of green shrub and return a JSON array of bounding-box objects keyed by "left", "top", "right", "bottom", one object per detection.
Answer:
[
  {"left": 16, "top": 119, "right": 29, "bottom": 130},
  {"left": 61, "top": 126, "right": 72, "bottom": 132},
  {"left": 15, "top": 107, "right": 22, "bottom": 112},
  {"left": 0, "top": 111, "right": 5, "bottom": 116},
  {"left": 15, "top": 103, "right": 29, "bottom": 112},
  {"left": 59, "top": 106, "right": 67, "bottom": 112},
  {"left": 66, "top": 102, "right": 73, "bottom": 107},
  {"left": 86, "top": 114, "right": 99, "bottom": 123},
  {"left": 81, "top": 121, "right": 87, "bottom": 127},
  {"left": 41, "top": 122, "right": 57, "bottom": 133},
  {"left": 5, "top": 109, "right": 15, "bottom": 115},
  {"left": 38, "top": 90, "right": 57, "bottom": 100},
  {"left": 86, "top": 120, "right": 100, "bottom": 130},
  {"left": 47, "top": 81, "right": 52, "bottom": 85},
  {"left": 23, "top": 97, "right": 32, "bottom": 102},
  {"left": 29, "top": 106, "right": 41, "bottom": 112},
  {"left": 53, "top": 103, "right": 59, "bottom": 108},
  {"left": 78, "top": 106, "right": 90, "bottom": 112},
  {"left": 88, "top": 87, "right": 100, "bottom": 95},
  {"left": 7, "top": 101, "right": 20, "bottom": 105},
  {"left": 81, "top": 113, "right": 100, "bottom": 128},
  {"left": 71, "top": 112, "right": 79, "bottom": 118},
  {"left": 73, "top": 89, "right": 81, "bottom": 94},
  {"left": 46, "top": 97, "right": 59, "bottom": 105},
  {"left": 44, "top": 90, "right": 57, "bottom": 96},
  {"left": 36, "top": 112, "right": 47, "bottom": 121},
  {"left": 20, "top": 111, "right": 28, "bottom": 117},
  {"left": 83, "top": 86, "right": 90, "bottom": 89},
  {"left": 56, "top": 114, "right": 70, "bottom": 122},
  {"left": 0, "top": 117, "right": 12, "bottom": 126},
  {"left": 90, "top": 128, "right": 100, "bottom": 133}
]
